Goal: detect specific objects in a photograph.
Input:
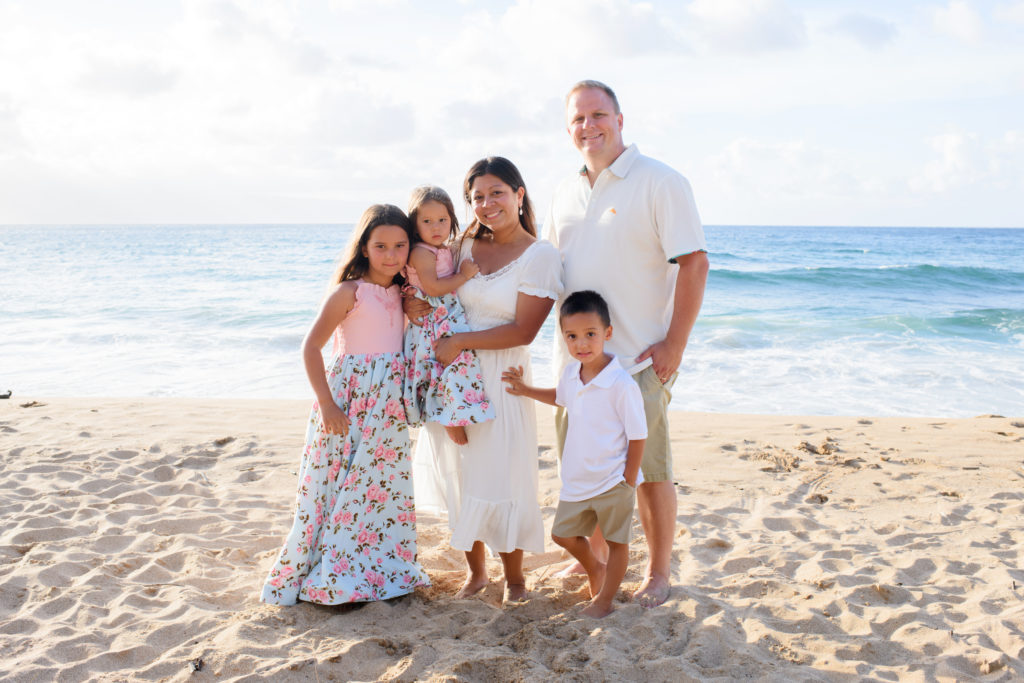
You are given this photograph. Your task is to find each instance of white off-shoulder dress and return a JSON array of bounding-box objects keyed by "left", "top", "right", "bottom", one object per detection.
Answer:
[{"left": 412, "top": 238, "right": 563, "bottom": 554}]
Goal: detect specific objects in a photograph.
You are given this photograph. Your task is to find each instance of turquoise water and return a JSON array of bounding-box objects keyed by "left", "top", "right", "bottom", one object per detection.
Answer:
[{"left": 2, "top": 225, "right": 1022, "bottom": 416}]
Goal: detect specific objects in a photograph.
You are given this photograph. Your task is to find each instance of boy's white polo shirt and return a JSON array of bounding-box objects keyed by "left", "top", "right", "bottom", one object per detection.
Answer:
[
  {"left": 555, "top": 355, "right": 648, "bottom": 502},
  {"left": 545, "top": 143, "right": 706, "bottom": 375}
]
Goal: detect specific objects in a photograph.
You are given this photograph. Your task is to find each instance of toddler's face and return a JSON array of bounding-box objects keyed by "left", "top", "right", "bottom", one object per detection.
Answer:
[
  {"left": 415, "top": 200, "right": 452, "bottom": 247},
  {"left": 560, "top": 312, "right": 611, "bottom": 364}
]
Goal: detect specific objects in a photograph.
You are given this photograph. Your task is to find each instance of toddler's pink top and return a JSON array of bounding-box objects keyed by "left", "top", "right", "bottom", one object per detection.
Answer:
[
  {"left": 405, "top": 243, "right": 454, "bottom": 292},
  {"left": 331, "top": 281, "right": 404, "bottom": 356}
]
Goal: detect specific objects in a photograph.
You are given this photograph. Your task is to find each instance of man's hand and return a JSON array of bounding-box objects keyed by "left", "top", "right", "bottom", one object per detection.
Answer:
[{"left": 636, "top": 338, "right": 684, "bottom": 384}]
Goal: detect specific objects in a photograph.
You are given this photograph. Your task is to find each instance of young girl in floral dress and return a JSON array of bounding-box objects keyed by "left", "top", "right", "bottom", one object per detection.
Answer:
[
  {"left": 403, "top": 186, "right": 494, "bottom": 444},
  {"left": 261, "top": 204, "right": 430, "bottom": 605}
]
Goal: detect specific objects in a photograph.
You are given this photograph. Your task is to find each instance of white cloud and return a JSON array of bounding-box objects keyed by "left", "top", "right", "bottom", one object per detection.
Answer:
[
  {"left": 994, "top": 1, "right": 1024, "bottom": 24},
  {"left": 830, "top": 13, "right": 897, "bottom": 48},
  {"left": 686, "top": 0, "right": 806, "bottom": 53},
  {"left": 77, "top": 57, "right": 179, "bottom": 97},
  {"left": 502, "top": 0, "right": 681, "bottom": 59},
  {"left": 932, "top": 1, "right": 984, "bottom": 43},
  {"left": 907, "top": 129, "right": 1024, "bottom": 194}
]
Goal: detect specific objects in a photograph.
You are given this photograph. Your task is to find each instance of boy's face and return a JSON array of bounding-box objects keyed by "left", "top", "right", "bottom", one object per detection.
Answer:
[{"left": 560, "top": 311, "right": 612, "bottom": 364}]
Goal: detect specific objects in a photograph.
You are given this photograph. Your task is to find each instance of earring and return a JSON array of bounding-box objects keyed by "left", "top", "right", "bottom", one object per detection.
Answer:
[{"left": 519, "top": 206, "right": 523, "bottom": 216}]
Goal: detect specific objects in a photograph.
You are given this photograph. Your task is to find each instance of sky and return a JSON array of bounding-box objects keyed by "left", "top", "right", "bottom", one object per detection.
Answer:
[{"left": 0, "top": 0, "right": 1022, "bottom": 227}]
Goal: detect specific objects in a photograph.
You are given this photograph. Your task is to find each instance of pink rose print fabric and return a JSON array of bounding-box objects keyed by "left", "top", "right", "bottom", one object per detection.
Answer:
[
  {"left": 261, "top": 350, "right": 430, "bottom": 605},
  {"left": 403, "top": 290, "right": 495, "bottom": 429}
]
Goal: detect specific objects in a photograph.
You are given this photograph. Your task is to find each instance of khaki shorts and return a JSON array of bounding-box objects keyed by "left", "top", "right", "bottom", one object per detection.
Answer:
[
  {"left": 551, "top": 481, "right": 636, "bottom": 545},
  {"left": 555, "top": 364, "right": 675, "bottom": 483}
]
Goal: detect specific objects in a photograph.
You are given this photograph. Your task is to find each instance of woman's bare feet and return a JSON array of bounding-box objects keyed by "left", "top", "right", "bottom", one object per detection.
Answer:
[
  {"left": 454, "top": 574, "right": 488, "bottom": 599},
  {"left": 633, "top": 573, "right": 670, "bottom": 608},
  {"left": 444, "top": 425, "right": 468, "bottom": 445},
  {"left": 505, "top": 582, "right": 529, "bottom": 602}
]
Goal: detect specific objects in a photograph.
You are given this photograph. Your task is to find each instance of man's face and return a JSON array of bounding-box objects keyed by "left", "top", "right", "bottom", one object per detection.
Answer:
[{"left": 566, "top": 87, "right": 623, "bottom": 159}]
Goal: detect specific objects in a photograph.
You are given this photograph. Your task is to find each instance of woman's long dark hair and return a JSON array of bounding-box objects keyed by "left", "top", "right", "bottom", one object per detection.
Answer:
[
  {"left": 462, "top": 157, "right": 536, "bottom": 241},
  {"left": 329, "top": 204, "right": 413, "bottom": 287}
]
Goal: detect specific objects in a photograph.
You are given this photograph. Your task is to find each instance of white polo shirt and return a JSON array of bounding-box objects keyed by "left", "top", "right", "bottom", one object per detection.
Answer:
[
  {"left": 555, "top": 355, "right": 648, "bottom": 502},
  {"left": 545, "top": 144, "right": 706, "bottom": 375}
]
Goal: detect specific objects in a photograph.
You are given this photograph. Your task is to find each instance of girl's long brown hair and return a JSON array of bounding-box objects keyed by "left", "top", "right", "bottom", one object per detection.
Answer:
[{"left": 329, "top": 204, "right": 413, "bottom": 287}]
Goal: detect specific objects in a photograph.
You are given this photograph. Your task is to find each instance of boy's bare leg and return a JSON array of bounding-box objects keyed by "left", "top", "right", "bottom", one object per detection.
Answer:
[
  {"left": 499, "top": 549, "right": 528, "bottom": 601},
  {"left": 633, "top": 480, "right": 675, "bottom": 607},
  {"left": 582, "top": 540, "right": 628, "bottom": 618},
  {"left": 557, "top": 524, "right": 609, "bottom": 576},
  {"left": 444, "top": 425, "right": 468, "bottom": 445},
  {"left": 552, "top": 534, "right": 606, "bottom": 599},
  {"left": 455, "top": 541, "right": 488, "bottom": 598}
]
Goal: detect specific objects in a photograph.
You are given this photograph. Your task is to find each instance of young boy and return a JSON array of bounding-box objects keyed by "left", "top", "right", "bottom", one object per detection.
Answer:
[{"left": 502, "top": 290, "right": 646, "bottom": 618}]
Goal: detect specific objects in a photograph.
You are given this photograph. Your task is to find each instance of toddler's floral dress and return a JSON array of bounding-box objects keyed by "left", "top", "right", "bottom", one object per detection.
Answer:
[
  {"left": 261, "top": 280, "right": 430, "bottom": 605},
  {"left": 403, "top": 243, "right": 494, "bottom": 428}
]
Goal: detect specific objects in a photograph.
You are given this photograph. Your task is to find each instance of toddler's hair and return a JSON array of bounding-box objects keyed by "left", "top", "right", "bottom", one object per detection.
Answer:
[
  {"left": 408, "top": 185, "right": 459, "bottom": 244},
  {"left": 329, "top": 204, "right": 413, "bottom": 287},
  {"left": 559, "top": 290, "right": 611, "bottom": 328}
]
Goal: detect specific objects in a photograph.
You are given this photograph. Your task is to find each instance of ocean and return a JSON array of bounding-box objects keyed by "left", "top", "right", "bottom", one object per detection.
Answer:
[{"left": 2, "top": 225, "right": 1022, "bottom": 417}]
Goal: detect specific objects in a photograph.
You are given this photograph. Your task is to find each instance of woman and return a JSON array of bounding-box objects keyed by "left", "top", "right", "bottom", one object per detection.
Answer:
[{"left": 412, "top": 157, "right": 563, "bottom": 601}]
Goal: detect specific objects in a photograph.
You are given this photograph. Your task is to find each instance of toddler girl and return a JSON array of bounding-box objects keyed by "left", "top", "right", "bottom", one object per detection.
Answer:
[
  {"left": 261, "top": 204, "right": 430, "bottom": 605},
  {"left": 404, "top": 186, "right": 494, "bottom": 444}
]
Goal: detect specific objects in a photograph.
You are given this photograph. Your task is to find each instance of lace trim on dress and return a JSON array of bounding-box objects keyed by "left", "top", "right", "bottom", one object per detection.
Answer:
[{"left": 473, "top": 240, "right": 541, "bottom": 281}]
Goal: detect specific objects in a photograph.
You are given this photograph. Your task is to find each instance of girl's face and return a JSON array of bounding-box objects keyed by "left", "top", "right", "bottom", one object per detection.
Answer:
[
  {"left": 361, "top": 224, "right": 409, "bottom": 284},
  {"left": 415, "top": 200, "right": 453, "bottom": 247},
  {"left": 469, "top": 174, "right": 524, "bottom": 233}
]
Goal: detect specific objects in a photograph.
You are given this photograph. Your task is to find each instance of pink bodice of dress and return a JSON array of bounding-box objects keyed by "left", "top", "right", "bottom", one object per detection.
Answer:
[
  {"left": 405, "top": 243, "right": 455, "bottom": 292},
  {"left": 331, "top": 281, "right": 404, "bottom": 356}
]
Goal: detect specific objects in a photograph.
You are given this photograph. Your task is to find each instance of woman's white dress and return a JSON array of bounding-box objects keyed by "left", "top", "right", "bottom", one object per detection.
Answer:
[{"left": 412, "top": 238, "right": 563, "bottom": 554}]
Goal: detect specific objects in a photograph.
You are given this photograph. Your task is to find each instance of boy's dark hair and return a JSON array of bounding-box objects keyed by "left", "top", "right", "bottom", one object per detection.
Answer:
[{"left": 559, "top": 290, "right": 611, "bottom": 328}]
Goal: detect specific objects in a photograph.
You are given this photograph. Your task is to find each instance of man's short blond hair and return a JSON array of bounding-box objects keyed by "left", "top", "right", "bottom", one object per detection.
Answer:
[{"left": 566, "top": 80, "right": 620, "bottom": 114}]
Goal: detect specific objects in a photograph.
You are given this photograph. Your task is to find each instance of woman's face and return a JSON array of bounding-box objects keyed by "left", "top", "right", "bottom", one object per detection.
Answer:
[{"left": 469, "top": 173, "right": 525, "bottom": 232}]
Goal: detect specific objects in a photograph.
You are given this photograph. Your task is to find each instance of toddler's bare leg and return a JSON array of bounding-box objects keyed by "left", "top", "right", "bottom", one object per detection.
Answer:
[{"left": 444, "top": 425, "right": 468, "bottom": 445}]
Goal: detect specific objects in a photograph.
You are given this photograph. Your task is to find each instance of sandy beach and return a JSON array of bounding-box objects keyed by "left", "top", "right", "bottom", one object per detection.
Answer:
[{"left": 2, "top": 397, "right": 1023, "bottom": 681}]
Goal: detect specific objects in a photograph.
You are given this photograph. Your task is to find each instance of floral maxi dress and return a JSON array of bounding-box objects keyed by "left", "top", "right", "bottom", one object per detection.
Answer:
[
  {"left": 261, "top": 281, "right": 430, "bottom": 605},
  {"left": 403, "top": 243, "right": 495, "bottom": 428}
]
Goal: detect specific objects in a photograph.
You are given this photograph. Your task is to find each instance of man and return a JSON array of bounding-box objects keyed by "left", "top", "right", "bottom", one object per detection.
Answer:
[{"left": 545, "top": 80, "right": 708, "bottom": 608}]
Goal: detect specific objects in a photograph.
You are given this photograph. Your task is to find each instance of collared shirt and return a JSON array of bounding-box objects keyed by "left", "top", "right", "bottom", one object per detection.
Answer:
[
  {"left": 545, "top": 144, "right": 706, "bottom": 375},
  {"left": 555, "top": 355, "right": 648, "bottom": 502}
]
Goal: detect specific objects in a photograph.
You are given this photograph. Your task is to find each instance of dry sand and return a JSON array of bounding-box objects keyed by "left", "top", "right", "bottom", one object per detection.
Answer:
[{"left": 2, "top": 398, "right": 1023, "bottom": 681}]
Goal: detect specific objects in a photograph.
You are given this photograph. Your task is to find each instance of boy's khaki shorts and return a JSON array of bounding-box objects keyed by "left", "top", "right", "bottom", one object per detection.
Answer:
[
  {"left": 554, "top": 365, "right": 676, "bottom": 483},
  {"left": 551, "top": 481, "right": 636, "bottom": 545}
]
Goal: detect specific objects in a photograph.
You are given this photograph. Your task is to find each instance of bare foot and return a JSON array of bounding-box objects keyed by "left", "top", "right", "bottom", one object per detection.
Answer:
[
  {"left": 587, "top": 562, "right": 607, "bottom": 599},
  {"left": 633, "top": 573, "right": 671, "bottom": 608},
  {"left": 555, "top": 560, "right": 587, "bottom": 577},
  {"left": 505, "top": 582, "right": 528, "bottom": 603},
  {"left": 445, "top": 425, "right": 468, "bottom": 445},
  {"left": 454, "top": 575, "right": 488, "bottom": 599},
  {"left": 581, "top": 599, "right": 615, "bottom": 618}
]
